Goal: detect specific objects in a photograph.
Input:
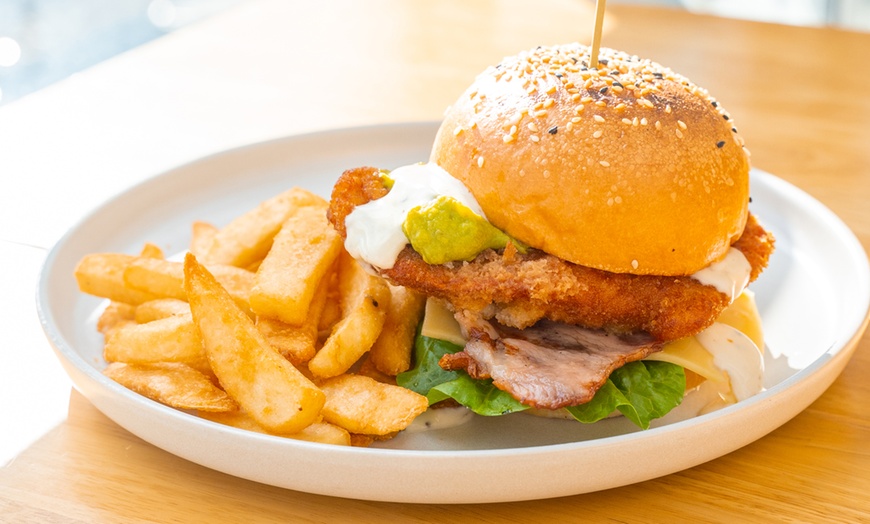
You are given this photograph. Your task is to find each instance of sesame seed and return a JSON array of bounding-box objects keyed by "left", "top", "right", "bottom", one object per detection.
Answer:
[
  {"left": 665, "top": 105, "right": 672, "bottom": 114},
  {"left": 593, "top": 115, "right": 605, "bottom": 123},
  {"left": 677, "top": 120, "right": 687, "bottom": 130},
  {"left": 581, "top": 96, "right": 594, "bottom": 104},
  {"left": 530, "top": 135, "right": 540, "bottom": 142},
  {"left": 600, "top": 160, "right": 610, "bottom": 167},
  {"left": 622, "top": 118, "right": 632, "bottom": 125},
  {"left": 453, "top": 126, "right": 464, "bottom": 136},
  {"left": 503, "top": 134, "right": 514, "bottom": 143},
  {"left": 548, "top": 126, "right": 558, "bottom": 134},
  {"left": 675, "top": 129, "right": 683, "bottom": 138},
  {"left": 477, "top": 156, "right": 485, "bottom": 168},
  {"left": 615, "top": 103, "right": 626, "bottom": 111},
  {"left": 655, "top": 120, "right": 662, "bottom": 130},
  {"left": 571, "top": 117, "right": 581, "bottom": 123},
  {"left": 632, "top": 117, "right": 639, "bottom": 126},
  {"left": 716, "top": 140, "right": 725, "bottom": 148},
  {"left": 640, "top": 117, "right": 648, "bottom": 126},
  {"left": 572, "top": 93, "right": 581, "bottom": 101},
  {"left": 595, "top": 100, "right": 607, "bottom": 107},
  {"left": 543, "top": 98, "right": 555, "bottom": 108},
  {"left": 528, "top": 122, "right": 538, "bottom": 133},
  {"left": 631, "top": 259, "right": 639, "bottom": 269},
  {"left": 534, "top": 110, "right": 548, "bottom": 118},
  {"left": 593, "top": 130, "right": 603, "bottom": 138},
  {"left": 574, "top": 105, "right": 585, "bottom": 114}
]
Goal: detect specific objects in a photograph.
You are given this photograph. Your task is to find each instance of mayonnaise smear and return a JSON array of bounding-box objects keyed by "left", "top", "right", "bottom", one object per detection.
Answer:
[
  {"left": 344, "top": 163, "right": 486, "bottom": 270},
  {"left": 690, "top": 248, "right": 751, "bottom": 303}
]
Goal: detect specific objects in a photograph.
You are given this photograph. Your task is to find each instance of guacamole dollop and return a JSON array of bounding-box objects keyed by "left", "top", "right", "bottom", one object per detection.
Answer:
[{"left": 402, "top": 195, "right": 524, "bottom": 265}]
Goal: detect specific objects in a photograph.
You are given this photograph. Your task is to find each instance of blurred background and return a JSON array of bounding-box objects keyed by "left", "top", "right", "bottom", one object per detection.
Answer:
[{"left": 1, "top": 0, "right": 869, "bottom": 106}]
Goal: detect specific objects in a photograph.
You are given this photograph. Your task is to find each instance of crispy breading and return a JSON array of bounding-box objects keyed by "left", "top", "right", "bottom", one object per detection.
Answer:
[{"left": 327, "top": 167, "right": 775, "bottom": 342}]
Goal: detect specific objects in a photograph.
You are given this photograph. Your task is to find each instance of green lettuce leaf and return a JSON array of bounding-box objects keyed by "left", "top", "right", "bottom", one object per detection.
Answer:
[
  {"left": 397, "top": 334, "right": 685, "bottom": 429},
  {"left": 566, "top": 361, "right": 686, "bottom": 429}
]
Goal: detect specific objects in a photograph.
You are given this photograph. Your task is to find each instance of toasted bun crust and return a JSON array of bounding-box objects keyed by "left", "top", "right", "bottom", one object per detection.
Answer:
[{"left": 430, "top": 44, "right": 750, "bottom": 276}]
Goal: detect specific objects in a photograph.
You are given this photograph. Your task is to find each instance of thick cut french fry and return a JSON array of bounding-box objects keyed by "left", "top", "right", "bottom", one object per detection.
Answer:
[
  {"left": 123, "top": 257, "right": 254, "bottom": 316},
  {"left": 103, "top": 313, "right": 209, "bottom": 371},
  {"left": 189, "top": 221, "right": 218, "bottom": 259},
  {"left": 199, "top": 411, "right": 351, "bottom": 446},
  {"left": 369, "top": 285, "right": 426, "bottom": 376},
  {"left": 75, "top": 253, "right": 162, "bottom": 305},
  {"left": 319, "top": 374, "right": 428, "bottom": 436},
  {"left": 307, "top": 253, "right": 391, "bottom": 378},
  {"left": 139, "top": 242, "right": 165, "bottom": 259},
  {"left": 249, "top": 204, "right": 342, "bottom": 325},
  {"left": 203, "top": 188, "right": 325, "bottom": 268},
  {"left": 97, "top": 301, "right": 137, "bottom": 335},
  {"left": 184, "top": 253, "right": 324, "bottom": 434},
  {"left": 103, "top": 362, "right": 238, "bottom": 412},
  {"left": 134, "top": 298, "right": 191, "bottom": 323},
  {"left": 256, "top": 271, "right": 331, "bottom": 364}
]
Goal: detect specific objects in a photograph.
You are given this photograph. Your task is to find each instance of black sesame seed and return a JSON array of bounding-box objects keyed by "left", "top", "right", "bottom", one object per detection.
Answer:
[
  {"left": 723, "top": 114, "right": 730, "bottom": 120},
  {"left": 548, "top": 126, "right": 558, "bottom": 134},
  {"left": 612, "top": 80, "right": 624, "bottom": 88},
  {"left": 599, "top": 86, "right": 609, "bottom": 94},
  {"left": 749, "top": 197, "right": 753, "bottom": 203},
  {"left": 711, "top": 100, "right": 719, "bottom": 108},
  {"left": 716, "top": 141, "right": 725, "bottom": 148},
  {"left": 732, "top": 127, "right": 738, "bottom": 133},
  {"left": 555, "top": 73, "right": 563, "bottom": 78},
  {"left": 653, "top": 72, "right": 664, "bottom": 79},
  {"left": 571, "top": 57, "right": 578, "bottom": 64},
  {"left": 599, "top": 59, "right": 609, "bottom": 66}
]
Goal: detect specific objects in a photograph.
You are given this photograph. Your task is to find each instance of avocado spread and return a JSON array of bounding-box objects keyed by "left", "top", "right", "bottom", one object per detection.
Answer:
[{"left": 402, "top": 195, "right": 525, "bottom": 265}]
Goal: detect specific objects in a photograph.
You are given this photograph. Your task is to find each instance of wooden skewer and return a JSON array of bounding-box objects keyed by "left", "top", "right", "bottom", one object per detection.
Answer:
[{"left": 590, "top": 0, "right": 607, "bottom": 69}]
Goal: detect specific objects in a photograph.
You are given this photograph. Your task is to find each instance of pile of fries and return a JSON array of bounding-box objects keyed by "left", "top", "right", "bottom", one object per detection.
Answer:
[{"left": 74, "top": 188, "right": 429, "bottom": 446}]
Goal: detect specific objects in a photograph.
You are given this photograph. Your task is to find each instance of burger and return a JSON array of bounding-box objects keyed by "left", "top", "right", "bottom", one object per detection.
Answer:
[{"left": 327, "top": 44, "right": 775, "bottom": 429}]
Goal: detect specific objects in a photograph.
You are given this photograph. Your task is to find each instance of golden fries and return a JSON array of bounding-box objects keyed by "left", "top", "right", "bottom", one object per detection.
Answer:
[
  {"left": 203, "top": 188, "right": 324, "bottom": 268},
  {"left": 104, "top": 313, "right": 210, "bottom": 372},
  {"left": 75, "top": 253, "right": 163, "bottom": 305},
  {"left": 320, "top": 374, "right": 428, "bottom": 436},
  {"left": 369, "top": 285, "right": 426, "bottom": 376},
  {"left": 123, "top": 257, "right": 255, "bottom": 316},
  {"left": 189, "top": 221, "right": 218, "bottom": 259},
  {"left": 103, "top": 362, "right": 238, "bottom": 412},
  {"left": 307, "top": 252, "right": 391, "bottom": 378},
  {"left": 134, "top": 298, "right": 191, "bottom": 323},
  {"left": 256, "top": 271, "right": 331, "bottom": 364},
  {"left": 199, "top": 411, "right": 351, "bottom": 446},
  {"left": 250, "top": 203, "right": 342, "bottom": 325},
  {"left": 77, "top": 187, "right": 431, "bottom": 446},
  {"left": 184, "top": 253, "right": 324, "bottom": 434}
]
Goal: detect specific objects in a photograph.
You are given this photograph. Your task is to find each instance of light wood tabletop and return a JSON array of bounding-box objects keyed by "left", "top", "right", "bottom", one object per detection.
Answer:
[{"left": 2, "top": 0, "right": 869, "bottom": 521}]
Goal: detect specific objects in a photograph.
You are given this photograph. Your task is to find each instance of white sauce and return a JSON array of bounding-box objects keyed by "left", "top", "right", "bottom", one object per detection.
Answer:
[
  {"left": 343, "top": 163, "right": 485, "bottom": 270},
  {"left": 695, "top": 322, "right": 764, "bottom": 402},
  {"left": 690, "top": 248, "right": 751, "bottom": 303},
  {"left": 404, "top": 406, "right": 475, "bottom": 433}
]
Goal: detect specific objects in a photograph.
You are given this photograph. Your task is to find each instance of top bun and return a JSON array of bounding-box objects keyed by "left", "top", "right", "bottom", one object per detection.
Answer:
[{"left": 430, "top": 44, "right": 750, "bottom": 276}]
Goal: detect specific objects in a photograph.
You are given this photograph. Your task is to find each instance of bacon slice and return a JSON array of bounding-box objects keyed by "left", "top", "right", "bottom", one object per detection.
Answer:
[{"left": 440, "top": 310, "right": 663, "bottom": 410}]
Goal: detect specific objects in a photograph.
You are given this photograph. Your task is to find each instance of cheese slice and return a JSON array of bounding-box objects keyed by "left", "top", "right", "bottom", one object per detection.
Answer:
[{"left": 420, "top": 297, "right": 466, "bottom": 346}]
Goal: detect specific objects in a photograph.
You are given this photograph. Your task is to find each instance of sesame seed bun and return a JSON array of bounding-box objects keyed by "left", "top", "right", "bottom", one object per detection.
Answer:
[{"left": 430, "top": 44, "right": 751, "bottom": 276}]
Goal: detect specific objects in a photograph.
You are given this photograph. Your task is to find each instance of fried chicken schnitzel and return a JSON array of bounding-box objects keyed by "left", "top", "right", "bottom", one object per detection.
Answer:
[{"left": 327, "top": 166, "right": 775, "bottom": 342}]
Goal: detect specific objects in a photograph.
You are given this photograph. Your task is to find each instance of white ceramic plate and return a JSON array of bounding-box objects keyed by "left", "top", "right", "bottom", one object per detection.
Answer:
[{"left": 37, "top": 122, "right": 870, "bottom": 503}]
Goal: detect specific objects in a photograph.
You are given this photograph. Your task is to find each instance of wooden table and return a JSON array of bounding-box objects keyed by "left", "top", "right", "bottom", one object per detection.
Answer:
[{"left": 2, "top": 1, "right": 869, "bottom": 520}]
